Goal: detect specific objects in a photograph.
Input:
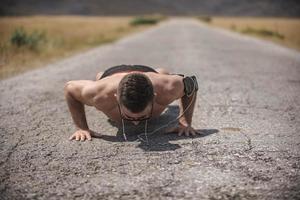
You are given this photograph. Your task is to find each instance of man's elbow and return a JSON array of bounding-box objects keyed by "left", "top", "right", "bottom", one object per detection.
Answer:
[
  {"left": 64, "top": 81, "right": 75, "bottom": 97},
  {"left": 64, "top": 81, "right": 74, "bottom": 89}
]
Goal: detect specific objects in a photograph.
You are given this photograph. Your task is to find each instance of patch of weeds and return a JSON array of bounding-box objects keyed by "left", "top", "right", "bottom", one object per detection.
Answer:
[
  {"left": 10, "top": 27, "right": 47, "bottom": 51},
  {"left": 241, "top": 27, "right": 284, "bottom": 40},
  {"left": 198, "top": 16, "right": 212, "bottom": 23},
  {"left": 130, "top": 15, "right": 166, "bottom": 26}
]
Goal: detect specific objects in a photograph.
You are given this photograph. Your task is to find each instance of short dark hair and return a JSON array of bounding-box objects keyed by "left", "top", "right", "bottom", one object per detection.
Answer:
[{"left": 118, "top": 73, "right": 154, "bottom": 113}]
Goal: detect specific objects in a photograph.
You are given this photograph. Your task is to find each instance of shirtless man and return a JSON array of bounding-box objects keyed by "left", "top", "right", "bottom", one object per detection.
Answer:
[{"left": 64, "top": 64, "right": 199, "bottom": 141}]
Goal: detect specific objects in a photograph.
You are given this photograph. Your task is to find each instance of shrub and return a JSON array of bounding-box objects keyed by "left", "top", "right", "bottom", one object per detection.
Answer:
[
  {"left": 130, "top": 16, "right": 160, "bottom": 26},
  {"left": 198, "top": 16, "right": 212, "bottom": 23},
  {"left": 10, "top": 27, "right": 28, "bottom": 47},
  {"left": 10, "top": 27, "right": 46, "bottom": 50},
  {"left": 241, "top": 27, "right": 284, "bottom": 40}
]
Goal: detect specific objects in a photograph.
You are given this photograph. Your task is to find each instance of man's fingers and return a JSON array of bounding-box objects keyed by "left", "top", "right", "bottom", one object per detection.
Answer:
[
  {"left": 190, "top": 128, "right": 196, "bottom": 136},
  {"left": 75, "top": 134, "right": 80, "bottom": 141},
  {"left": 185, "top": 128, "right": 189, "bottom": 136},
  {"left": 80, "top": 134, "right": 85, "bottom": 141},
  {"left": 178, "top": 128, "right": 184, "bottom": 136},
  {"left": 69, "top": 131, "right": 92, "bottom": 142},
  {"left": 69, "top": 134, "right": 75, "bottom": 140},
  {"left": 172, "top": 126, "right": 199, "bottom": 137},
  {"left": 86, "top": 133, "right": 92, "bottom": 141}
]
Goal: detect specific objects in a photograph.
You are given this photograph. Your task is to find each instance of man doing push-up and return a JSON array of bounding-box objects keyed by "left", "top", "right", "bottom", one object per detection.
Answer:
[{"left": 64, "top": 64, "right": 199, "bottom": 141}]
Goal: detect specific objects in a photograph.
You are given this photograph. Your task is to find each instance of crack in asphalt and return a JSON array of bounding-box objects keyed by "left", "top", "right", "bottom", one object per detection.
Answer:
[
  {"left": 1, "top": 135, "right": 24, "bottom": 166},
  {"left": 240, "top": 131, "right": 254, "bottom": 152}
]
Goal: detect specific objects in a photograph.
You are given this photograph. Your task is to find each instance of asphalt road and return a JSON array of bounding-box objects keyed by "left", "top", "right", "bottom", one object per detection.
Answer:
[{"left": 1, "top": 17, "right": 300, "bottom": 200}]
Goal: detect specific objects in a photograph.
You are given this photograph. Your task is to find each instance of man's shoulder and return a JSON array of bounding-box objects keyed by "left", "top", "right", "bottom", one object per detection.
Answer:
[
  {"left": 86, "top": 79, "right": 118, "bottom": 110},
  {"left": 150, "top": 74, "right": 185, "bottom": 103},
  {"left": 148, "top": 73, "right": 180, "bottom": 83},
  {"left": 152, "top": 73, "right": 184, "bottom": 90}
]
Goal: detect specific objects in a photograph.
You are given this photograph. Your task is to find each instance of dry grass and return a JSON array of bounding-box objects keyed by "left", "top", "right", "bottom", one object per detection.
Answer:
[
  {"left": 198, "top": 16, "right": 300, "bottom": 51},
  {"left": 0, "top": 15, "right": 163, "bottom": 80}
]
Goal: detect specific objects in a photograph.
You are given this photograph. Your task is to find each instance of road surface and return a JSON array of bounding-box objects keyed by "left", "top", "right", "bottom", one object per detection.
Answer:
[{"left": 1, "top": 18, "right": 300, "bottom": 199}]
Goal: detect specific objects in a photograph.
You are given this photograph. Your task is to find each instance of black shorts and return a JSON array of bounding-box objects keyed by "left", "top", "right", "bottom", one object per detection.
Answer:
[{"left": 99, "top": 64, "right": 157, "bottom": 79}]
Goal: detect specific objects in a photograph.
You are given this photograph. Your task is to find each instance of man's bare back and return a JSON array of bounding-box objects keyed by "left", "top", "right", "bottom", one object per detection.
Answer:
[{"left": 64, "top": 67, "right": 199, "bottom": 141}]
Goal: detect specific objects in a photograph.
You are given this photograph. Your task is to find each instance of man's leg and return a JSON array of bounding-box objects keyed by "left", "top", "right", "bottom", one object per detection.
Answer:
[
  {"left": 155, "top": 68, "right": 170, "bottom": 75},
  {"left": 96, "top": 72, "right": 103, "bottom": 81}
]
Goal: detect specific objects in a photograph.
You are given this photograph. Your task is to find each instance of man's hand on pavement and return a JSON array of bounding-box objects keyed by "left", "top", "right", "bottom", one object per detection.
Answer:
[
  {"left": 69, "top": 129, "right": 92, "bottom": 141},
  {"left": 166, "top": 122, "right": 200, "bottom": 137}
]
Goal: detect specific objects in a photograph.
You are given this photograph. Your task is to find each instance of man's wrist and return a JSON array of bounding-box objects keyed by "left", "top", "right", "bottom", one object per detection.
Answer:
[
  {"left": 76, "top": 127, "right": 89, "bottom": 131},
  {"left": 179, "top": 117, "right": 191, "bottom": 127}
]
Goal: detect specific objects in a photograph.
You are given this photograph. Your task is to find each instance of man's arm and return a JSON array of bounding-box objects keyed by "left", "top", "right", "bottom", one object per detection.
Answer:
[
  {"left": 166, "top": 75, "right": 199, "bottom": 136},
  {"left": 178, "top": 91, "right": 197, "bottom": 127},
  {"left": 64, "top": 80, "right": 95, "bottom": 141}
]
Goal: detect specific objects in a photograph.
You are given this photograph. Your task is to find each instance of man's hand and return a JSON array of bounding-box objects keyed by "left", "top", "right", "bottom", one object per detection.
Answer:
[
  {"left": 69, "top": 129, "right": 92, "bottom": 141},
  {"left": 166, "top": 122, "right": 200, "bottom": 137}
]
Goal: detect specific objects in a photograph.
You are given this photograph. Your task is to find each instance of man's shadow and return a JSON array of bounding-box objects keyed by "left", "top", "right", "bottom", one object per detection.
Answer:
[{"left": 91, "top": 105, "right": 219, "bottom": 152}]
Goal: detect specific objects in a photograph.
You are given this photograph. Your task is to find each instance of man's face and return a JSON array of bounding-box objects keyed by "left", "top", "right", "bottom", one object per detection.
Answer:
[{"left": 118, "top": 102, "right": 153, "bottom": 125}]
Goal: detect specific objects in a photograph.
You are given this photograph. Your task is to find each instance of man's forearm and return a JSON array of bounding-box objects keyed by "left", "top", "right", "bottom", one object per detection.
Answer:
[
  {"left": 179, "top": 92, "right": 197, "bottom": 126},
  {"left": 65, "top": 91, "right": 89, "bottom": 130}
]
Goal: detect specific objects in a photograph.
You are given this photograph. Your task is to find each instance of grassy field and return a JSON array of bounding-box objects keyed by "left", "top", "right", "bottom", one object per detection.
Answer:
[
  {"left": 2, "top": 16, "right": 297, "bottom": 80},
  {"left": 197, "top": 16, "right": 300, "bottom": 51},
  {"left": 0, "top": 15, "right": 165, "bottom": 80}
]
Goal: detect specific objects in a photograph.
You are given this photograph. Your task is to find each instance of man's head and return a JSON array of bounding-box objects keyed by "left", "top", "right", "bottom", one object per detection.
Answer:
[{"left": 116, "top": 73, "right": 154, "bottom": 122}]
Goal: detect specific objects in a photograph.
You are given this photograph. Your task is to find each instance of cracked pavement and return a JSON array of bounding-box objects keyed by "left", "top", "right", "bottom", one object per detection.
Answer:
[{"left": 0, "top": 17, "right": 300, "bottom": 199}]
